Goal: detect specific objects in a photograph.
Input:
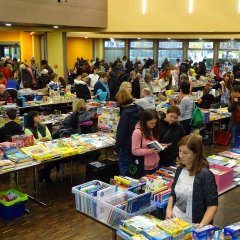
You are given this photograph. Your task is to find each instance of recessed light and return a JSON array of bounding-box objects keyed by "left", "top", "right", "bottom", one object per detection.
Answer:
[
  {"left": 84, "top": 37, "right": 88, "bottom": 39},
  {"left": 53, "top": 26, "right": 59, "bottom": 29},
  {"left": 199, "top": 38, "right": 203, "bottom": 40},
  {"left": 5, "top": 23, "right": 11, "bottom": 27},
  {"left": 167, "top": 38, "right": 171, "bottom": 40},
  {"left": 137, "top": 38, "right": 141, "bottom": 40}
]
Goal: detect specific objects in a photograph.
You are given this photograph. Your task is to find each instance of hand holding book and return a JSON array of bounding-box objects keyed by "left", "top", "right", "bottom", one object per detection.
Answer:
[{"left": 147, "top": 141, "right": 171, "bottom": 152}]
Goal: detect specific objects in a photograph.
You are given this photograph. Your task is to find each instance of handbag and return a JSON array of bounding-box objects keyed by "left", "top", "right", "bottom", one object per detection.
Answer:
[
  {"left": 190, "top": 102, "right": 204, "bottom": 128},
  {"left": 127, "top": 134, "right": 145, "bottom": 179}
]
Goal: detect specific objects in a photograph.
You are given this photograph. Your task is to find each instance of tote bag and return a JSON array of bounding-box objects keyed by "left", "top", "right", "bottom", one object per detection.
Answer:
[
  {"left": 190, "top": 102, "right": 204, "bottom": 128},
  {"left": 127, "top": 134, "right": 144, "bottom": 179}
]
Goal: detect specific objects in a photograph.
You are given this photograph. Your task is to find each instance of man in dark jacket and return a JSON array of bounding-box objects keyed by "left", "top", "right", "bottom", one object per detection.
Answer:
[
  {"left": 0, "top": 108, "right": 23, "bottom": 142},
  {"left": 198, "top": 59, "right": 207, "bottom": 76},
  {"left": 158, "top": 106, "right": 184, "bottom": 167}
]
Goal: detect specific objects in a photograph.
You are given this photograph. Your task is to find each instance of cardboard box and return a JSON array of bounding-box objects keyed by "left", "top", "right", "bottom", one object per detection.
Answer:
[
  {"left": 192, "top": 225, "right": 215, "bottom": 240},
  {"left": 224, "top": 222, "right": 240, "bottom": 240}
]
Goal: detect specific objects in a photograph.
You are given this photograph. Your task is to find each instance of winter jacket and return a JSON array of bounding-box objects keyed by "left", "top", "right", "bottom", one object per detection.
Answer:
[
  {"left": 158, "top": 119, "right": 185, "bottom": 167},
  {"left": 0, "top": 121, "right": 23, "bottom": 142},
  {"left": 130, "top": 78, "right": 140, "bottom": 99},
  {"left": 132, "top": 125, "right": 160, "bottom": 171},
  {"left": 115, "top": 104, "right": 143, "bottom": 153},
  {"left": 74, "top": 79, "right": 91, "bottom": 101}
]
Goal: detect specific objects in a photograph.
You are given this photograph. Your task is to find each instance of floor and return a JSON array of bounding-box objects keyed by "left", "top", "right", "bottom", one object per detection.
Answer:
[{"left": 0, "top": 145, "right": 239, "bottom": 240}]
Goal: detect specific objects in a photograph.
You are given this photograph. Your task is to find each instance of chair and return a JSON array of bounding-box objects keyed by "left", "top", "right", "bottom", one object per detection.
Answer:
[{"left": 4, "top": 88, "right": 18, "bottom": 103}]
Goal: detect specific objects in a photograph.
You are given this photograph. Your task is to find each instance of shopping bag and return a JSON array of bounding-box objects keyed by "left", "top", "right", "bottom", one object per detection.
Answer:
[{"left": 190, "top": 104, "right": 204, "bottom": 128}]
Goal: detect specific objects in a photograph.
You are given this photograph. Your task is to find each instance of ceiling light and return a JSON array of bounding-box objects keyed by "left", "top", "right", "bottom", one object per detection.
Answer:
[
  {"left": 53, "top": 26, "right": 59, "bottom": 29},
  {"left": 84, "top": 37, "right": 88, "bottom": 39},
  {"left": 231, "top": 38, "right": 235, "bottom": 41},
  {"left": 138, "top": 38, "right": 141, "bottom": 40},
  {"left": 199, "top": 38, "right": 203, "bottom": 40},
  {"left": 168, "top": 38, "right": 171, "bottom": 40},
  {"left": 142, "top": 0, "right": 147, "bottom": 15},
  {"left": 189, "top": 0, "right": 193, "bottom": 14},
  {"left": 238, "top": 0, "right": 240, "bottom": 13},
  {"left": 5, "top": 23, "right": 11, "bottom": 27}
]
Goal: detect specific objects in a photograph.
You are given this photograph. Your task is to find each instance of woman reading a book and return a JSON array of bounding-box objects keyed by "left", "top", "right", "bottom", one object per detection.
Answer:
[
  {"left": 166, "top": 135, "right": 218, "bottom": 227},
  {"left": 132, "top": 109, "right": 160, "bottom": 175}
]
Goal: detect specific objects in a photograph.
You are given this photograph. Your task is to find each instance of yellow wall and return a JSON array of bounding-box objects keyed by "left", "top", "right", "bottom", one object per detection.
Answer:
[
  {"left": 107, "top": 0, "right": 240, "bottom": 33},
  {"left": 0, "top": 31, "right": 20, "bottom": 42},
  {"left": 20, "top": 32, "right": 33, "bottom": 65},
  {"left": 95, "top": 39, "right": 103, "bottom": 60},
  {"left": 32, "top": 35, "right": 41, "bottom": 66},
  {"left": 47, "top": 32, "right": 65, "bottom": 77},
  {"left": 66, "top": 37, "right": 93, "bottom": 70}
]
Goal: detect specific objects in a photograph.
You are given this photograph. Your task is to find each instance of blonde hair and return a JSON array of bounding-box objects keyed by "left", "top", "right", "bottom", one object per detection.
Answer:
[
  {"left": 119, "top": 81, "right": 132, "bottom": 91},
  {"left": 72, "top": 98, "right": 86, "bottom": 112},
  {"left": 115, "top": 89, "right": 134, "bottom": 106}
]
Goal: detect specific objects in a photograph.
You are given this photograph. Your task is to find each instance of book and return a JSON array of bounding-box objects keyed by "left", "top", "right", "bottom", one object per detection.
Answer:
[{"left": 147, "top": 141, "right": 166, "bottom": 152}]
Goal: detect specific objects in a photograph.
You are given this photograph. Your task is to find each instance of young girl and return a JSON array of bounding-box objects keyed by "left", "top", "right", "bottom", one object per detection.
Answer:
[
  {"left": 48, "top": 73, "right": 61, "bottom": 91},
  {"left": 132, "top": 109, "right": 160, "bottom": 175}
]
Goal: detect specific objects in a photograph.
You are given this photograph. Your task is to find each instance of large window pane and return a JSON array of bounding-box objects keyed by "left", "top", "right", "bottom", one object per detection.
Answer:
[
  {"left": 188, "top": 50, "right": 214, "bottom": 68},
  {"left": 159, "top": 42, "right": 183, "bottom": 48},
  {"left": 158, "top": 50, "right": 183, "bottom": 65},
  {"left": 104, "top": 49, "right": 125, "bottom": 63},
  {"left": 220, "top": 41, "right": 240, "bottom": 49},
  {"left": 129, "top": 50, "right": 153, "bottom": 62},
  {"left": 189, "top": 42, "right": 213, "bottom": 49},
  {"left": 104, "top": 40, "right": 125, "bottom": 48},
  {"left": 130, "top": 41, "right": 153, "bottom": 48}
]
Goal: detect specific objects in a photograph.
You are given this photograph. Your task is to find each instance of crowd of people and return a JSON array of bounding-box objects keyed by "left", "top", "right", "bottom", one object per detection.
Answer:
[{"left": 1, "top": 54, "right": 240, "bottom": 226}]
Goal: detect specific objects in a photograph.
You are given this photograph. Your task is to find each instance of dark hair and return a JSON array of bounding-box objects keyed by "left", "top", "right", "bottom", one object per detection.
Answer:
[
  {"left": 235, "top": 71, "right": 240, "bottom": 79},
  {"left": 223, "top": 73, "right": 231, "bottom": 90},
  {"left": 178, "top": 135, "right": 209, "bottom": 176},
  {"left": 232, "top": 84, "right": 240, "bottom": 93},
  {"left": 6, "top": 108, "right": 17, "bottom": 120},
  {"left": 139, "top": 109, "right": 159, "bottom": 141},
  {"left": 50, "top": 73, "right": 58, "bottom": 81},
  {"left": 180, "top": 80, "right": 190, "bottom": 94},
  {"left": 203, "top": 86, "right": 211, "bottom": 95},
  {"left": 164, "top": 73, "right": 172, "bottom": 88},
  {"left": 101, "top": 72, "right": 109, "bottom": 79},
  {"left": 26, "top": 111, "right": 39, "bottom": 128},
  {"left": 23, "top": 81, "right": 29, "bottom": 89},
  {"left": 167, "top": 106, "right": 180, "bottom": 116}
]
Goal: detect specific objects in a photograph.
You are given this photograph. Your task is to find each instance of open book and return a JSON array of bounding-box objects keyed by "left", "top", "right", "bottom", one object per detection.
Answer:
[{"left": 147, "top": 141, "right": 166, "bottom": 152}]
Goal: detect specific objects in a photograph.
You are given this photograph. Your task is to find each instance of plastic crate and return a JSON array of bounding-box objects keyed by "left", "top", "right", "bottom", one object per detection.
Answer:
[
  {"left": 213, "top": 130, "right": 231, "bottom": 145},
  {"left": 72, "top": 182, "right": 156, "bottom": 228},
  {"left": 0, "top": 189, "right": 28, "bottom": 220}
]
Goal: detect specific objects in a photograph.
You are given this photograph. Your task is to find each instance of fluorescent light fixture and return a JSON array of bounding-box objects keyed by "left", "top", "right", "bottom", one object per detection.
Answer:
[
  {"left": 142, "top": 0, "right": 147, "bottom": 15},
  {"left": 238, "top": 0, "right": 240, "bottom": 13},
  {"left": 53, "top": 25, "right": 59, "bottom": 29},
  {"left": 137, "top": 38, "right": 141, "bottom": 40},
  {"left": 168, "top": 38, "right": 171, "bottom": 40},
  {"left": 199, "top": 38, "right": 203, "bottom": 40},
  {"left": 5, "top": 23, "right": 11, "bottom": 27},
  {"left": 189, "top": 0, "right": 193, "bottom": 14}
]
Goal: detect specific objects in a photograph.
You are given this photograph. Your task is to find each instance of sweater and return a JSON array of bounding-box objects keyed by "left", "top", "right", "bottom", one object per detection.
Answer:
[
  {"left": 132, "top": 125, "right": 160, "bottom": 171},
  {"left": 0, "top": 121, "right": 23, "bottom": 142},
  {"left": 135, "top": 96, "right": 155, "bottom": 110},
  {"left": 179, "top": 95, "right": 194, "bottom": 121},
  {"left": 158, "top": 119, "right": 185, "bottom": 166},
  {"left": 171, "top": 167, "right": 218, "bottom": 224}
]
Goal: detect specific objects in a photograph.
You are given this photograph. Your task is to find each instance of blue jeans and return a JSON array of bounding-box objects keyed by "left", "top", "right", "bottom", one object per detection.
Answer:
[
  {"left": 231, "top": 123, "right": 240, "bottom": 148},
  {"left": 118, "top": 148, "right": 129, "bottom": 176}
]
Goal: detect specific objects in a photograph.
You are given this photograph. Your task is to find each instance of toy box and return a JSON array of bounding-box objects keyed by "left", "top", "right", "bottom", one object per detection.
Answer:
[
  {"left": 210, "top": 164, "right": 234, "bottom": 192},
  {"left": 224, "top": 222, "right": 240, "bottom": 240},
  {"left": 143, "top": 226, "right": 172, "bottom": 240},
  {"left": 0, "top": 189, "right": 28, "bottom": 220},
  {"left": 192, "top": 225, "right": 215, "bottom": 240},
  {"left": 11, "top": 134, "right": 34, "bottom": 148}
]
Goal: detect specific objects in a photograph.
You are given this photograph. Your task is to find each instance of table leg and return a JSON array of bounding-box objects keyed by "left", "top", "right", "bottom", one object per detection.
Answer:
[
  {"left": 112, "top": 229, "right": 117, "bottom": 240},
  {"left": 70, "top": 160, "right": 73, "bottom": 185},
  {"left": 14, "top": 171, "right": 19, "bottom": 190},
  {"left": 28, "top": 166, "right": 47, "bottom": 207}
]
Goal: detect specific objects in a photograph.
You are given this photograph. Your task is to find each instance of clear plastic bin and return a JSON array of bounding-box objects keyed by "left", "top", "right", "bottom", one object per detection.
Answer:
[{"left": 72, "top": 181, "right": 156, "bottom": 228}]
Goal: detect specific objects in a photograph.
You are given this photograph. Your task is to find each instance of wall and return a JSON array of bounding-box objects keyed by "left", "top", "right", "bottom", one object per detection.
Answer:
[
  {"left": 0, "top": 0, "right": 107, "bottom": 28},
  {"left": 32, "top": 35, "right": 41, "bottom": 66},
  {"left": 20, "top": 32, "right": 33, "bottom": 65},
  {"left": 0, "top": 31, "right": 20, "bottom": 42},
  {"left": 66, "top": 38, "right": 93, "bottom": 70},
  {"left": 107, "top": 0, "right": 240, "bottom": 33}
]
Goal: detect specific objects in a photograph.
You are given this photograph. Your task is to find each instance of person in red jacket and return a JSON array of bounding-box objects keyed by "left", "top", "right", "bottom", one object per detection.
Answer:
[
  {"left": 0, "top": 61, "right": 11, "bottom": 80},
  {"left": 213, "top": 62, "right": 221, "bottom": 81}
]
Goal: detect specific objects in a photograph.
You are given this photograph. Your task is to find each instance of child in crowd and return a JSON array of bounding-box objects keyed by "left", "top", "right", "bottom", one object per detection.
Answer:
[
  {"left": 48, "top": 73, "right": 61, "bottom": 91},
  {"left": 74, "top": 73, "right": 91, "bottom": 102},
  {"left": 198, "top": 85, "right": 214, "bottom": 109},
  {"left": 132, "top": 109, "right": 160, "bottom": 175},
  {"left": 228, "top": 84, "right": 240, "bottom": 148},
  {"left": 0, "top": 108, "right": 23, "bottom": 142}
]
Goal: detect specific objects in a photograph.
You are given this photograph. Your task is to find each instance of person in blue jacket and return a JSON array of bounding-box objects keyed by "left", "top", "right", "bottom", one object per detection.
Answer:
[{"left": 94, "top": 72, "right": 110, "bottom": 101}]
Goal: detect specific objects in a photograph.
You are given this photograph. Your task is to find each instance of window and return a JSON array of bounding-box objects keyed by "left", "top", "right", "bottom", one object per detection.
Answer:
[
  {"left": 104, "top": 39, "right": 125, "bottom": 62},
  {"left": 158, "top": 41, "right": 183, "bottom": 66},
  {"left": 188, "top": 41, "right": 214, "bottom": 68},
  {"left": 218, "top": 41, "right": 240, "bottom": 72},
  {"left": 129, "top": 40, "right": 154, "bottom": 63}
]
